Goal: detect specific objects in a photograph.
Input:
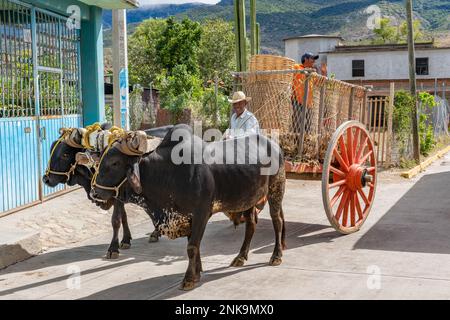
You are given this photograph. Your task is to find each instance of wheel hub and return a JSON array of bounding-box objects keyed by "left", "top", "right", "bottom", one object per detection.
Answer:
[{"left": 346, "top": 164, "right": 365, "bottom": 191}]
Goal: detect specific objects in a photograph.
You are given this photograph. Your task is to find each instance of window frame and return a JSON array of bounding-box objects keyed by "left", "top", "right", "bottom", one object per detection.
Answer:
[
  {"left": 352, "top": 59, "right": 365, "bottom": 77},
  {"left": 416, "top": 57, "right": 429, "bottom": 76}
]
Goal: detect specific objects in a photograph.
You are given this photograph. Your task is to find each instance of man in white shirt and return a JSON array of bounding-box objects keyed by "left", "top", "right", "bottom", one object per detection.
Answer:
[{"left": 225, "top": 91, "right": 260, "bottom": 139}]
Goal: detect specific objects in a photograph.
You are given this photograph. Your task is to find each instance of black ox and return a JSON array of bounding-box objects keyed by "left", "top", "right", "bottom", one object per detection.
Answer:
[
  {"left": 90, "top": 124, "right": 286, "bottom": 290},
  {"left": 42, "top": 124, "right": 174, "bottom": 258}
]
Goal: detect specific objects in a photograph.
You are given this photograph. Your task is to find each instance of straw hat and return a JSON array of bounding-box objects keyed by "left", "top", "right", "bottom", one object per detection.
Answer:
[{"left": 228, "top": 91, "right": 252, "bottom": 104}]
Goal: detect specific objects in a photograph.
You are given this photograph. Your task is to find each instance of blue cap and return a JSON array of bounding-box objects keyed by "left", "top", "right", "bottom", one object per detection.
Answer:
[{"left": 301, "top": 52, "right": 319, "bottom": 64}]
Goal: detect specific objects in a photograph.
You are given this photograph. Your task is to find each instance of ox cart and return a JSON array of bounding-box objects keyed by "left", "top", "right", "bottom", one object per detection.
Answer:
[{"left": 233, "top": 56, "right": 377, "bottom": 234}]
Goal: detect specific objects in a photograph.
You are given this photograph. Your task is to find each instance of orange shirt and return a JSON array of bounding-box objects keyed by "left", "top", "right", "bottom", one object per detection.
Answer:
[{"left": 292, "top": 64, "right": 314, "bottom": 107}]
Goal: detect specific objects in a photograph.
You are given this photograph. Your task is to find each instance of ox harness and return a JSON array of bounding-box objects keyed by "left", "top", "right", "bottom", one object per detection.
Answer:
[
  {"left": 45, "top": 124, "right": 104, "bottom": 182},
  {"left": 45, "top": 130, "right": 80, "bottom": 182},
  {"left": 91, "top": 130, "right": 130, "bottom": 199}
]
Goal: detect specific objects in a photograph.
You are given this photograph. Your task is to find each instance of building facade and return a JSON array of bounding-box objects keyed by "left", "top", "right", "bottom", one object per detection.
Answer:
[
  {"left": 326, "top": 43, "right": 450, "bottom": 96},
  {"left": 0, "top": 0, "right": 138, "bottom": 215},
  {"left": 284, "top": 34, "right": 343, "bottom": 66},
  {"left": 285, "top": 35, "right": 450, "bottom": 96}
]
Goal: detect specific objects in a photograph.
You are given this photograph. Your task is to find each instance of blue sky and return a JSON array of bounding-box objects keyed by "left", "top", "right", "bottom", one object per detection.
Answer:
[{"left": 141, "top": 0, "right": 220, "bottom": 4}]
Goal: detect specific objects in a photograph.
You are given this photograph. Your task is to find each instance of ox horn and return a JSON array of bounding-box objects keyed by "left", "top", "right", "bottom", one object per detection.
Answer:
[
  {"left": 118, "top": 131, "right": 162, "bottom": 156},
  {"left": 65, "top": 128, "right": 86, "bottom": 149}
]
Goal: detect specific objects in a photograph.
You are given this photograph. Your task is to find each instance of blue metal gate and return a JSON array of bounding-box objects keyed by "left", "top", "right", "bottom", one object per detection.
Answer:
[{"left": 0, "top": 0, "right": 83, "bottom": 214}]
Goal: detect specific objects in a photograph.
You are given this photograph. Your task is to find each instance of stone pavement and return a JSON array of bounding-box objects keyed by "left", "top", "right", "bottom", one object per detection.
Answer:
[{"left": 1, "top": 154, "right": 450, "bottom": 299}]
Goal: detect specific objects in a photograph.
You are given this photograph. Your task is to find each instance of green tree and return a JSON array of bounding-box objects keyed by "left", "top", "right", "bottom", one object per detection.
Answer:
[
  {"left": 399, "top": 20, "right": 424, "bottom": 43},
  {"left": 128, "top": 19, "right": 167, "bottom": 86},
  {"left": 155, "top": 17, "right": 202, "bottom": 76},
  {"left": 373, "top": 18, "right": 398, "bottom": 44},
  {"left": 198, "top": 19, "right": 236, "bottom": 92},
  {"left": 157, "top": 64, "right": 203, "bottom": 116}
]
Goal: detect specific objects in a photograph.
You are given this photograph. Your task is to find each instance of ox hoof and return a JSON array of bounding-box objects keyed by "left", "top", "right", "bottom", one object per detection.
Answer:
[
  {"left": 148, "top": 235, "right": 159, "bottom": 243},
  {"left": 269, "top": 257, "right": 282, "bottom": 266},
  {"left": 180, "top": 279, "right": 196, "bottom": 291},
  {"left": 120, "top": 242, "right": 131, "bottom": 250},
  {"left": 106, "top": 251, "right": 120, "bottom": 259},
  {"left": 230, "top": 256, "right": 246, "bottom": 267}
]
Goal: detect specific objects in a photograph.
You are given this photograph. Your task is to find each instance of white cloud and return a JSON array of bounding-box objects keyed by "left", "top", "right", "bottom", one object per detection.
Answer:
[{"left": 140, "top": 0, "right": 220, "bottom": 5}]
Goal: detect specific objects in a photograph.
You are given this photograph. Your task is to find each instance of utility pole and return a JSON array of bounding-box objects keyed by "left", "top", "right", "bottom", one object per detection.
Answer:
[
  {"left": 406, "top": 0, "right": 420, "bottom": 163},
  {"left": 112, "top": 9, "right": 130, "bottom": 130}
]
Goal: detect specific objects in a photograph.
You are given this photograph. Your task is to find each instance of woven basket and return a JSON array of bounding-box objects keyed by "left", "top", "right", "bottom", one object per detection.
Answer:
[
  {"left": 249, "top": 54, "right": 295, "bottom": 71},
  {"left": 244, "top": 55, "right": 296, "bottom": 135}
]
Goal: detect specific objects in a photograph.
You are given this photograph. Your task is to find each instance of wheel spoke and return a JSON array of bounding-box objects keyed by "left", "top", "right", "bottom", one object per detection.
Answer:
[
  {"left": 347, "top": 128, "right": 353, "bottom": 165},
  {"left": 335, "top": 190, "right": 350, "bottom": 221},
  {"left": 367, "top": 166, "right": 376, "bottom": 173},
  {"left": 339, "top": 136, "right": 350, "bottom": 167},
  {"left": 330, "top": 165, "right": 346, "bottom": 178},
  {"left": 342, "top": 197, "right": 349, "bottom": 227},
  {"left": 355, "top": 136, "right": 368, "bottom": 163},
  {"left": 330, "top": 179, "right": 347, "bottom": 189},
  {"left": 355, "top": 192, "right": 364, "bottom": 220},
  {"left": 352, "top": 128, "right": 360, "bottom": 164},
  {"left": 330, "top": 185, "right": 346, "bottom": 208},
  {"left": 357, "top": 187, "right": 370, "bottom": 206},
  {"left": 368, "top": 182, "right": 374, "bottom": 188},
  {"left": 333, "top": 149, "right": 349, "bottom": 172},
  {"left": 350, "top": 191, "right": 356, "bottom": 227},
  {"left": 359, "top": 150, "right": 373, "bottom": 164}
]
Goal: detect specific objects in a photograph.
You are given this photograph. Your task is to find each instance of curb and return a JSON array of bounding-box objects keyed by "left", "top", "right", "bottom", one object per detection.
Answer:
[
  {"left": 401, "top": 145, "right": 450, "bottom": 179},
  {"left": 0, "top": 228, "right": 41, "bottom": 270}
]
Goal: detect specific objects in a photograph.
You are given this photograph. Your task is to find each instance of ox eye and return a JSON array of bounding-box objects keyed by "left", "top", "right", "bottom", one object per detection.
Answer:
[{"left": 62, "top": 153, "right": 69, "bottom": 159}]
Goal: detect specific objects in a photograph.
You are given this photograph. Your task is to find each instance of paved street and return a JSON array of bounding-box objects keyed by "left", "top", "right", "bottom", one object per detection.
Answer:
[{"left": 1, "top": 153, "right": 450, "bottom": 299}]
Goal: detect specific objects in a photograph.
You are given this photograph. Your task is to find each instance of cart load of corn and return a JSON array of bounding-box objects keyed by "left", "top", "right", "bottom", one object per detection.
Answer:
[{"left": 234, "top": 55, "right": 367, "bottom": 164}]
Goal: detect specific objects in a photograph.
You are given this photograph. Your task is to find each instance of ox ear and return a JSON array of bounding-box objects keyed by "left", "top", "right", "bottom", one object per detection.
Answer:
[{"left": 127, "top": 161, "right": 142, "bottom": 194}]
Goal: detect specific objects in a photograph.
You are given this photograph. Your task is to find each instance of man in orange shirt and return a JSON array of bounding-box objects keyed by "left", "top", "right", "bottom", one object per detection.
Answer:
[{"left": 293, "top": 52, "right": 319, "bottom": 108}]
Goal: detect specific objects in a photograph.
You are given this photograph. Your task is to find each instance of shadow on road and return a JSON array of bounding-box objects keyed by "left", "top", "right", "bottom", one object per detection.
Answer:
[
  {"left": 0, "top": 217, "right": 341, "bottom": 298},
  {"left": 354, "top": 171, "right": 450, "bottom": 254},
  {"left": 81, "top": 263, "right": 268, "bottom": 300}
]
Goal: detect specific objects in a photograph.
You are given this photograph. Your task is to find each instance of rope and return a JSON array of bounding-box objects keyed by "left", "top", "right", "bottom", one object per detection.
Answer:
[
  {"left": 81, "top": 123, "right": 103, "bottom": 149},
  {"left": 44, "top": 128, "right": 76, "bottom": 179}
]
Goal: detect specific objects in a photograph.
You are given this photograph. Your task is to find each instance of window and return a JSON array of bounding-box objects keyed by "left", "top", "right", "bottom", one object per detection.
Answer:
[
  {"left": 352, "top": 60, "right": 365, "bottom": 77},
  {"left": 416, "top": 58, "right": 429, "bottom": 75}
]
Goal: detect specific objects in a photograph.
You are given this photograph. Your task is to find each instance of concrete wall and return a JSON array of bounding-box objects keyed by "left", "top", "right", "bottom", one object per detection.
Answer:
[
  {"left": 328, "top": 49, "right": 450, "bottom": 81},
  {"left": 285, "top": 38, "right": 341, "bottom": 65}
]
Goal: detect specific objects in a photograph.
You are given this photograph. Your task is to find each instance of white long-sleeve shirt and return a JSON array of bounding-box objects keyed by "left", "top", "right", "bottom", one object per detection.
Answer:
[{"left": 225, "top": 109, "right": 260, "bottom": 139}]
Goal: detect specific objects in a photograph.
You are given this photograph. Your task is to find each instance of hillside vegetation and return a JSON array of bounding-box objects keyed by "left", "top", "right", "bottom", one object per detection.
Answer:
[{"left": 103, "top": 0, "right": 450, "bottom": 54}]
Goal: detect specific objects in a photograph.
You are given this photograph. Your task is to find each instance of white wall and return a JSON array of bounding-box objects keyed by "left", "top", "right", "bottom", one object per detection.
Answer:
[
  {"left": 327, "top": 49, "right": 450, "bottom": 80},
  {"left": 285, "top": 38, "right": 341, "bottom": 64}
]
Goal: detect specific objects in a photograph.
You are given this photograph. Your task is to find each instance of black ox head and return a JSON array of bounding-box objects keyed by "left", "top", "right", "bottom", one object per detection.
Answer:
[
  {"left": 90, "top": 145, "right": 143, "bottom": 202},
  {"left": 42, "top": 130, "right": 84, "bottom": 187},
  {"left": 90, "top": 132, "right": 164, "bottom": 203}
]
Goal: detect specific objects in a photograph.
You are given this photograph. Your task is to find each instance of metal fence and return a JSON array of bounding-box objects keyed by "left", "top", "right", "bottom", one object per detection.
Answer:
[{"left": 0, "top": 0, "right": 82, "bottom": 215}]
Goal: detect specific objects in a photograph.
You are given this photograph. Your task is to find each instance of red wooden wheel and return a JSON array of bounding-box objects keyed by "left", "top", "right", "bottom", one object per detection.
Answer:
[{"left": 322, "top": 121, "right": 377, "bottom": 234}]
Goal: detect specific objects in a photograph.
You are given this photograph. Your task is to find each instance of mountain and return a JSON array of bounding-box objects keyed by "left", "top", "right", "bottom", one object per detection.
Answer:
[
  {"left": 102, "top": 2, "right": 210, "bottom": 29},
  {"left": 103, "top": 0, "right": 450, "bottom": 54}
]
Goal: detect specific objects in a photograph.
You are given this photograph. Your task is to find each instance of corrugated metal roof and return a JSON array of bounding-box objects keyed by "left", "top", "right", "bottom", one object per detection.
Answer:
[{"left": 79, "top": 0, "right": 139, "bottom": 9}]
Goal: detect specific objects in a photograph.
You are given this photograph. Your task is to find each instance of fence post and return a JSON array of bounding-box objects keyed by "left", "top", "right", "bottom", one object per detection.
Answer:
[
  {"left": 348, "top": 87, "right": 355, "bottom": 120},
  {"left": 297, "top": 77, "right": 310, "bottom": 159},
  {"left": 386, "top": 82, "right": 395, "bottom": 168},
  {"left": 317, "top": 85, "right": 325, "bottom": 157}
]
